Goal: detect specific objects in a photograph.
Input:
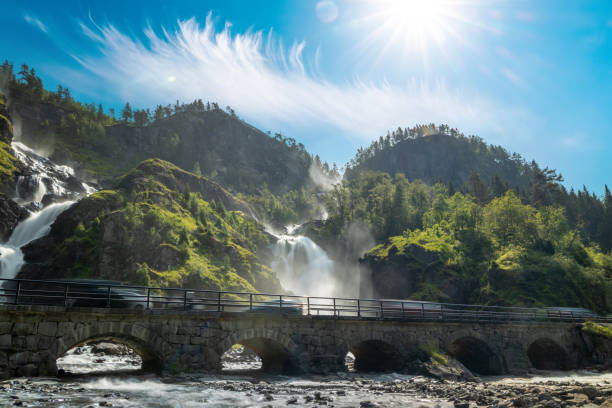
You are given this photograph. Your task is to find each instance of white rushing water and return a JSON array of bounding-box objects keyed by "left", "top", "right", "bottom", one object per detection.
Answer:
[
  {"left": 0, "top": 201, "right": 75, "bottom": 279},
  {"left": 0, "top": 140, "right": 95, "bottom": 280},
  {"left": 270, "top": 227, "right": 335, "bottom": 297},
  {"left": 11, "top": 142, "right": 81, "bottom": 205}
]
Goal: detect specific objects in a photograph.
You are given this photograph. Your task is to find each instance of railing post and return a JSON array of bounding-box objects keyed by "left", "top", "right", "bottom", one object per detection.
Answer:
[
  {"left": 15, "top": 281, "right": 21, "bottom": 305},
  {"left": 357, "top": 299, "right": 360, "bottom": 318},
  {"left": 279, "top": 295, "right": 283, "bottom": 314},
  {"left": 333, "top": 298, "right": 337, "bottom": 318},
  {"left": 64, "top": 283, "right": 69, "bottom": 307},
  {"left": 183, "top": 290, "right": 188, "bottom": 311},
  {"left": 421, "top": 302, "right": 425, "bottom": 320},
  {"left": 380, "top": 301, "right": 384, "bottom": 319},
  {"left": 217, "top": 292, "right": 221, "bottom": 312},
  {"left": 146, "top": 288, "right": 151, "bottom": 310},
  {"left": 249, "top": 294, "right": 253, "bottom": 312},
  {"left": 307, "top": 297, "right": 310, "bottom": 316},
  {"left": 106, "top": 286, "right": 111, "bottom": 308},
  {"left": 401, "top": 302, "right": 405, "bottom": 319}
]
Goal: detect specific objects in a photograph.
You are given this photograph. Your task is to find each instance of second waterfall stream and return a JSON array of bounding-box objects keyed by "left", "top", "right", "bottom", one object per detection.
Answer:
[{"left": 270, "top": 225, "right": 336, "bottom": 297}]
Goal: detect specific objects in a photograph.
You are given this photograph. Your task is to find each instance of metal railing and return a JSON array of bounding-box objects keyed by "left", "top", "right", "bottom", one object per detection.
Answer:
[{"left": 0, "top": 278, "right": 610, "bottom": 324}]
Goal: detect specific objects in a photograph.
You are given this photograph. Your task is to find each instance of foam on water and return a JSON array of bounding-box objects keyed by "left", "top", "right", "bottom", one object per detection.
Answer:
[{"left": 271, "top": 233, "right": 335, "bottom": 297}]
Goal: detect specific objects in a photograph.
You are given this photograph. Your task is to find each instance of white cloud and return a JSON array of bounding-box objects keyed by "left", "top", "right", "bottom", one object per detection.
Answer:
[
  {"left": 73, "top": 14, "right": 534, "bottom": 142},
  {"left": 24, "top": 14, "right": 47, "bottom": 33}
]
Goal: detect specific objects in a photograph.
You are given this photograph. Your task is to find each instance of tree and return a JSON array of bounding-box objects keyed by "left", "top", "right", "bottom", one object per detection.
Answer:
[
  {"left": 192, "top": 161, "right": 202, "bottom": 176},
  {"left": 133, "top": 109, "right": 149, "bottom": 127},
  {"left": 154, "top": 105, "right": 164, "bottom": 122},
  {"left": 530, "top": 164, "right": 563, "bottom": 206},
  {"left": 490, "top": 175, "right": 508, "bottom": 198},
  {"left": 465, "top": 170, "right": 490, "bottom": 204},
  {"left": 121, "top": 102, "right": 133, "bottom": 123}
]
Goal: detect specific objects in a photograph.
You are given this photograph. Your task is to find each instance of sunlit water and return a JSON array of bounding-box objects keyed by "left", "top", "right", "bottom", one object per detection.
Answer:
[{"left": 270, "top": 231, "right": 335, "bottom": 297}]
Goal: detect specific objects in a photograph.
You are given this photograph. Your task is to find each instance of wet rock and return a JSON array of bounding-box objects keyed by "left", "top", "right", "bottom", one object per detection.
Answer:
[
  {"left": 91, "top": 342, "right": 130, "bottom": 356},
  {"left": 0, "top": 194, "right": 28, "bottom": 241},
  {"left": 600, "top": 398, "right": 612, "bottom": 408},
  {"left": 286, "top": 396, "right": 298, "bottom": 404}
]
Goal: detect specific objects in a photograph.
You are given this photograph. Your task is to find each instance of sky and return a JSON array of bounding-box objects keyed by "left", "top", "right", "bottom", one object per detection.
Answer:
[{"left": 1, "top": 0, "right": 611, "bottom": 194}]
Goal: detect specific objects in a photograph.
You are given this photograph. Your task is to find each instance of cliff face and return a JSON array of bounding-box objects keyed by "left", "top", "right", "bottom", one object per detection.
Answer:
[
  {"left": 20, "top": 159, "right": 281, "bottom": 293},
  {"left": 360, "top": 237, "right": 464, "bottom": 302},
  {"left": 10, "top": 102, "right": 311, "bottom": 195}
]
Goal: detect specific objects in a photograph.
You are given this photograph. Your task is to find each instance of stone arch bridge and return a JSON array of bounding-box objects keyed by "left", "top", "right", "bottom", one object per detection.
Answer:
[{"left": 0, "top": 304, "right": 598, "bottom": 378}]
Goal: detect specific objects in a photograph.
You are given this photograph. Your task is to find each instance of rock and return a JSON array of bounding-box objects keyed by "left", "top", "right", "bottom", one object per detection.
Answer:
[
  {"left": 360, "top": 402, "right": 379, "bottom": 408},
  {"left": 599, "top": 397, "right": 612, "bottom": 408},
  {"left": 286, "top": 396, "right": 298, "bottom": 404},
  {"left": 0, "top": 194, "right": 27, "bottom": 241},
  {"left": 91, "top": 342, "right": 129, "bottom": 356},
  {"left": 565, "top": 393, "right": 589, "bottom": 405},
  {"left": 453, "top": 402, "right": 469, "bottom": 408}
]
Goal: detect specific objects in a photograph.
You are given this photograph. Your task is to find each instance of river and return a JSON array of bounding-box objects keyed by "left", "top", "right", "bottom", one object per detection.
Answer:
[{"left": 2, "top": 370, "right": 612, "bottom": 407}]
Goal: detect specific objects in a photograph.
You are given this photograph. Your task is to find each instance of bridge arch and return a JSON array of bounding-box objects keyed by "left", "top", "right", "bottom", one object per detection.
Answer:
[
  {"left": 220, "top": 329, "right": 301, "bottom": 373},
  {"left": 447, "top": 336, "right": 503, "bottom": 375},
  {"left": 527, "top": 338, "right": 568, "bottom": 370},
  {"left": 348, "top": 339, "right": 403, "bottom": 372},
  {"left": 50, "top": 321, "right": 165, "bottom": 376},
  {"left": 54, "top": 332, "right": 162, "bottom": 374}
]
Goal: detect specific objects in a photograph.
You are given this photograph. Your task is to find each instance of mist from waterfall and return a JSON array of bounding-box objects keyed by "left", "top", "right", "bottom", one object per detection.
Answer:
[{"left": 270, "top": 230, "right": 336, "bottom": 297}]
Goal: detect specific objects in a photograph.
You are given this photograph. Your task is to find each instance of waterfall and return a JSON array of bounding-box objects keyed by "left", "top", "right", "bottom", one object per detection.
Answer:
[
  {"left": 0, "top": 139, "right": 96, "bottom": 280},
  {"left": 271, "top": 231, "right": 335, "bottom": 297},
  {"left": 11, "top": 142, "right": 93, "bottom": 206},
  {"left": 0, "top": 201, "right": 75, "bottom": 279}
]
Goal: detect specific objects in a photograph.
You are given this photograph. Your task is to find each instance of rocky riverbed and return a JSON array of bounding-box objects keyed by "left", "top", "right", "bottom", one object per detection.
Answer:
[
  {"left": 2, "top": 345, "right": 612, "bottom": 407},
  {"left": 1, "top": 371, "right": 612, "bottom": 407}
]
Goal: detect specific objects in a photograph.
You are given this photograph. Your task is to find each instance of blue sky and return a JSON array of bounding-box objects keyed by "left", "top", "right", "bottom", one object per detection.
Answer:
[{"left": 1, "top": 0, "right": 611, "bottom": 194}]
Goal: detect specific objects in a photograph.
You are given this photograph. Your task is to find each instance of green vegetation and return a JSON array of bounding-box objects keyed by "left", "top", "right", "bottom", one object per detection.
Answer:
[
  {"left": 25, "top": 159, "right": 281, "bottom": 292},
  {"left": 0, "top": 91, "right": 19, "bottom": 190},
  {"left": 418, "top": 344, "right": 449, "bottom": 366},
  {"left": 0, "top": 140, "right": 19, "bottom": 188},
  {"left": 322, "top": 171, "right": 612, "bottom": 313},
  {"left": 346, "top": 125, "right": 612, "bottom": 253},
  {"left": 583, "top": 321, "right": 612, "bottom": 339}
]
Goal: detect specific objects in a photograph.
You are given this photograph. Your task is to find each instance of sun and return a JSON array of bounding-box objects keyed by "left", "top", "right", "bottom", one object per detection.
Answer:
[{"left": 354, "top": 0, "right": 467, "bottom": 65}]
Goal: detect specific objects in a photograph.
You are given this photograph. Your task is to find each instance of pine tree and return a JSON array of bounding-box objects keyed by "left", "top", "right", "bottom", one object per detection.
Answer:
[{"left": 121, "top": 102, "right": 133, "bottom": 123}]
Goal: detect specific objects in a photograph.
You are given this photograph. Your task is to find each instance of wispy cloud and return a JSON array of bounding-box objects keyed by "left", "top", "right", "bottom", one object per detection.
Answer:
[
  {"left": 73, "top": 14, "right": 533, "bottom": 141},
  {"left": 24, "top": 14, "right": 47, "bottom": 33}
]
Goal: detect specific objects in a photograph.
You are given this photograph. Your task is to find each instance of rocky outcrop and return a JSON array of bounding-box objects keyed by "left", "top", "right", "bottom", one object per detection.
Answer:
[
  {"left": 0, "top": 193, "right": 28, "bottom": 241},
  {"left": 19, "top": 159, "right": 280, "bottom": 293},
  {"left": 360, "top": 240, "right": 462, "bottom": 301}
]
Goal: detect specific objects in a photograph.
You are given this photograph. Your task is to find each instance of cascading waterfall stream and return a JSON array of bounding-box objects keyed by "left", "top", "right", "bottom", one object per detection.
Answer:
[
  {"left": 0, "top": 201, "right": 75, "bottom": 279},
  {"left": 0, "top": 141, "right": 95, "bottom": 280},
  {"left": 270, "top": 228, "right": 336, "bottom": 297}
]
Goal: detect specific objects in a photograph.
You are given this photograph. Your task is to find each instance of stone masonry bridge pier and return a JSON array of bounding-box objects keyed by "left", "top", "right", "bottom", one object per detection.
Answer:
[{"left": 0, "top": 304, "right": 601, "bottom": 378}]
